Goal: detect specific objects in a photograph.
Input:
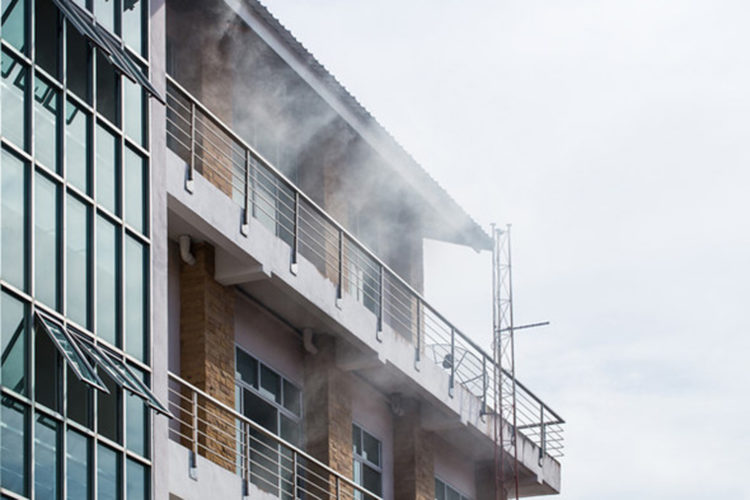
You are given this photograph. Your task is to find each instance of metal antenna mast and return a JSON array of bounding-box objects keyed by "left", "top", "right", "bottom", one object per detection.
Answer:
[{"left": 492, "top": 224, "right": 520, "bottom": 500}]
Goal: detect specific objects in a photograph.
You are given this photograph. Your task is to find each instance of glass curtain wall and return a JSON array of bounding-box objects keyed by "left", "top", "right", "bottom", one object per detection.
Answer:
[{"left": 0, "top": 0, "right": 152, "bottom": 498}]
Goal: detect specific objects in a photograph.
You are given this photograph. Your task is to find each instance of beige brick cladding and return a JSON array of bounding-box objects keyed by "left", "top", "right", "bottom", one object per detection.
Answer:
[
  {"left": 393, "top": 399, "right": 435, "bottom": 500},
  {"left": 179, "top": 242, "right": 236, "bottom": 470},
  {"left": 475, "top": 462, "right": 507, "bottom": 500},
  {"left": 304, "top": 335, "right": 354, "bottom": 496}
]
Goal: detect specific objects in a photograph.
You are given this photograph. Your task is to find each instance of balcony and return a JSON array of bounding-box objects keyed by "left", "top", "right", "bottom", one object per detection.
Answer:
[{"left": 164, "top": 75, "right": 564, "bottom": 466}]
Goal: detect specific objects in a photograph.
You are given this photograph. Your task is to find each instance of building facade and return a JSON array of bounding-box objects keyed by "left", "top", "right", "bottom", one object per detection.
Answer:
[{"left": 0, "top": 1, "right": 563, "bottom": 499}]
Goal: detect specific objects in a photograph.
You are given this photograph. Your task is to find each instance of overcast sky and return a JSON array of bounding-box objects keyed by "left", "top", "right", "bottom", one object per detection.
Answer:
[{"left": 260, "top": 1, "right": 750, "bottom": 498}]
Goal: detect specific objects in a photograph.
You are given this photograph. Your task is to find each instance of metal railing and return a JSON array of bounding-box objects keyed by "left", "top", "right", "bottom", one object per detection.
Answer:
[
  {"left": 165, "top": 75, "right": 564, "bottom": 459},
  {"left": 168, "top": 373, "right": 382, "bottom": 500}
]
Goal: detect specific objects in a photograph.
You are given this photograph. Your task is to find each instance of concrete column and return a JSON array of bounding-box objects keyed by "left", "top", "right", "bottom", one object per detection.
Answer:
[
  {"left": 303, "top": 335, "right": 354, "bottom": 493},
  {"left": 475, "top": 462, "right": 508, "bottom": 500},
  {"left": 393, "top": 399, "right": 434, "bottom": 500},
  {"left": 179, "top": 242, "right": 236, "bottom": 470}
]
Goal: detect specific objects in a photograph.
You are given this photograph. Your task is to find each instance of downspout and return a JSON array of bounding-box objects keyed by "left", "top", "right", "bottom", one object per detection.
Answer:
[
  {"left": 179, "top": 235, "right": 196, "bottom": 266},
  {"left": 302, "top": 328, "right": 318, "bottom": 355}
]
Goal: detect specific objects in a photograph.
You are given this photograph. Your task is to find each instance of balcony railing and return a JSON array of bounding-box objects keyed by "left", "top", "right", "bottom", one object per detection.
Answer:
[
  {"left": 165, "top": 75, "right": 564, "bottom": 460},
  {"left": 168, "top": 373, "right": 382, "bottom": 500}
]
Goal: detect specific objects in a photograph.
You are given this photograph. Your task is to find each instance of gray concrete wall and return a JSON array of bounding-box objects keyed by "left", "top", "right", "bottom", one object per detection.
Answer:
[{"left": 434, "top": 436, "right": 476, "bottom": 500}]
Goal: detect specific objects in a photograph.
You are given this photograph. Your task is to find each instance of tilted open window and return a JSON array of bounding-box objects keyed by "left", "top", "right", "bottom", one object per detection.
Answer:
[
  {"left": 50, "top": 0, "right": 163, "bottom": 102},
  {"left": 34, "top": 312, "right": 171, "bottom": 417}
]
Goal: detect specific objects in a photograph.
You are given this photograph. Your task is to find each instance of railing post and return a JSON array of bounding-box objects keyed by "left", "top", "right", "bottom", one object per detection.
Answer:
[
  {"left": 241, "top": 149, "right": 250, "bottom": 236},
  {"left": 292, "top": 452, "right": 298, "bottom": 500},
  {"left": 414, "top": 300, "right": 422, "bottom": 371},
  {"left": 186, "top": 101, "right": 196, "bottom": 193},
  {"left": 481, "top": 356, "right": 488, "bottom": 416},
  {"left": 290, "top": 191, "right": 299, "bottom": 274},
  {"left": 376, "top": 265, "right": 384, "bottom": 341},
  {"left": 244, "top": 421, "right": 251, "bottom": 495},
  {"left": 539, "top": 406, "right": 546, "bottom": 464},
  {"left": 449, "top": 326, "right": 455, "bottom": 397},
  {"left": 189, "top": 390, "right": 198, "bottom": 479},
  {"left": 335, "top": 476, "right": 340, "bottom": 500},
  {"left": 336, "top": 229, "right": 343, "bottom": 308}
]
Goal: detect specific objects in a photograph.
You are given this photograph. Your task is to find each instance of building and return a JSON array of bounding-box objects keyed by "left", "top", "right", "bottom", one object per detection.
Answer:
[{"left": 0, "top": 1, "right": 563, "bottom": 499}]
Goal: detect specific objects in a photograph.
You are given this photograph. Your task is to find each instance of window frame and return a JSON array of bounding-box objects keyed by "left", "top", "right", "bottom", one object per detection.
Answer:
[{"left": 352, "top": 422, "right": 383, "bottom": 499}]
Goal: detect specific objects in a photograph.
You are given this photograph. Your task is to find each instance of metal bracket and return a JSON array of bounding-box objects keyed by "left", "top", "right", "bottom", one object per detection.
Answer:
[
  {"left": 188, "top": 451, "right": 198, "bottom": 480},
  {"left": 185, "top": 178, "right": 194, "bottom": 193}
]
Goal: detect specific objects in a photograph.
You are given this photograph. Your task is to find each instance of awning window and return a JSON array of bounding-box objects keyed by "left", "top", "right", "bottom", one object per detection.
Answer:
[
  {"left": 35, "top": 312, "right": 171, "bottom": 418},
  {"left": 50, "top": 0, "right": 163, "bottom": 102},
  {"left": 35, "top": 312, "right": 108, "bottom": 393},
  {"left": 74, "top": 332, "right": 170, "bottom": 416}
]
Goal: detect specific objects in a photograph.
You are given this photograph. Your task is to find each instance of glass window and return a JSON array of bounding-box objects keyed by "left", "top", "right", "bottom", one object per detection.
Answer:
[
  {"left": 34, "top": 172, "right": 61, "bottom": 309},
  {"left": 352, "top": 424, "right": 382, "bottom": 500},
  {"left": 124, "top": 235, "right": 146, "bottom": 360},
  {"left": 67, "top": 194, "right": 91, "bottom": 327},
  {"left": 97, "top": 370, "right": 121, "bottom": 443},
  {"left": 124, "top": 146, "right": 146, "bottom": 233},
  {"left": 236, "top": 349, "right": 257, "bottom": 387},
  {"left": 36, "top": 313, "right": 104, "bottom": 392},
  {"left": 1, "top": 148, "right": 28, "bottom": 290},
  {"left": 0, "top": 397, "right": 27, "bottom": 496},
  {"left": 35, "top": 319, "right": 61, "bottom": 411},
  {"left": 94, "top": 0, "right": 116, "bottom": 35},
  {"left": 34, "top": 414, "right": 59, "bottom": 500},
  {"left": 67, "top": 430, "right": 90, "bottom": 500},
  {"left": 279, "top": 414, "right": 298, "bottom": 446},
  {"left": 260, "top": 364, "right": 281, "bottom": 403},
  {"left": 242, "top": 389, "right": 276, "bottom": 433},
  {"left": 121, "top": 0, "right": 143, "bottom": 55},
  {"left": 66, "top": 22, "right": 91, "bottom": 102},
  {"left": 126, "top": 459, "right": 147, "bottom": 500},
  {"left": 33, "top": 77, "right": 60, "bottom": 172},
  {"left": 67, "top": 364, "right": 92, "bottom": 427},
  {"left": 96, "top": 215, "right": 119, "bottom": 346},
  {"left": 282, "top": 379, "right": 300, "bottom": 416},
  {"left": 95, "top": 124, "right": 118, "bottom": 214},
  {"left": 97, "top": 443, "right": 120, "bottom": 500},
  {"left": 123, "top": 75, "right": 144, "bottom": 146},
  {"left": 65, "top": 101, "right": 90, "bottom": 193},
  {"left": 126, "top": 366, "right": 148, "bottom": 457},
  {"left": 1, "top": 0, "right": 26, "bottom": 52},
  {"left": 35, "top": 0, "right": 60, "bottom": 79},
  {"left": 1, "top": 52, "right": 28, "bottom": 150},
  {"left": 96, "top": 51, "right": 118, "bottom": 124},
  {"left": 435, "top": 479, "right": 446, "bottom": 500},
  {"left": 1, "top": 290, "right": 27, "bottom": 394}
]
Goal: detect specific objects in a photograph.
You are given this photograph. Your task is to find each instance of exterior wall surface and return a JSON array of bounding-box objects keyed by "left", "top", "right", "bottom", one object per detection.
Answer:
[{"left": 434, "top": 436, "right": 477, "bottom": 500}]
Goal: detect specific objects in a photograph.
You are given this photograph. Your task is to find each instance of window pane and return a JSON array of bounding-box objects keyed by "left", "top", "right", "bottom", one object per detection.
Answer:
[
  {"left": 362, "top": 430, "right": 380, "bottom": 467},
  {"left": 126, "top": 366, "right": 148, "bottom": 457},
  {"left": 362, "top": 464, "right": 382, "bottom": 496},
  {"left": 67, "top": 195, "right": 91, "bottom": 327},
  {"left": 33, "top": 77, "right": 60, "bottom": 172},
  {"left": 446, "top": 486, "right": 460, "bottom": 500},
  {"left": 123, "top": 76, "right": 144, "bottom": 146},
  {"left": 66, "top": 23, "right": 91, "bottom": 102},
  {"left": 122, "top": 0, "right": 143, "bottom": 55},
  {"left": 96, "top": 52, "right": 118, "bottom": 124},
  {"left": 352, "top": 425, "right": 362, "bottom": 456},
  {"left": 126, "top": 459, "right": 148, "bottom": 500},
  {"left": 435, "top": 479, "right": 446, "bottom": 500},
  {"left": 35, "top": 319, "right": 60, "bottom": 411},
  {"left": 67, "top": 430, "right": 90, "bottom": 500},
  {"left": 94, "top": 0, "right": 116, "bottom": 34},
  {"left": 124, "top": 146, "right": 146, "bottom": 233},
  {"left": 242, "top": 389, "right": 277, "bottom": 434},
  {"left": 96, "top": 215, "right": 119, "bottom": 346},
  {"left": 1, "top": 52, "right": 28, "bottom": 150},
  {"left": 282, "top": 379, "right": 300, "bottom": 416},
  {"left": 34, "top": 414, "right": 59, "bottom": 500},
  {"left": 37, "top": 314, "right": 102, "bottom": 389},
  {"left": 1, "top": 148, "right": 28, "bottom": 290},
  {"left": 1, "top": 0, "right": 26, "bottom": 52},
  {"left": 35, "top": 0, "right": 60, "bottom": 78},
  {"left": 260, "top": 364, "right": 281, "bottom": 403},
  {"left": 1, "top": 291, "right": 26, "bottom": 394},
  {"left": 236, "top": 349, "right": 257, "bottom": 387},
  {"left": 0, "top": 397, "right": 27, "bottom": 495},
  {"left": 96, "top": 124, "right": 118, "bottom": 214},
  {"left": 34, "top": 172, "right": 61, "bottom": 309},
  {"left": 97, "top": 444, "right": 120, "bottom": 500},
  {"left": 67, "top": 365, "right": 92, "bottom": 427},
  {"left": 279, "top": 414, "right": 299, "bottom": 446},
  {"left": 97, "top": 370, "right": 121, "bottom": 443},
  {"left": 65, "top": 101, "right": 90, "bottom": 193},
  {"left": 125, "top": 235, "right": 146, "bottom": 360}
]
